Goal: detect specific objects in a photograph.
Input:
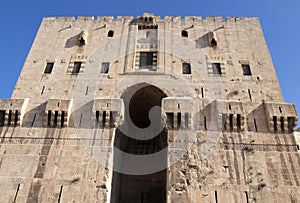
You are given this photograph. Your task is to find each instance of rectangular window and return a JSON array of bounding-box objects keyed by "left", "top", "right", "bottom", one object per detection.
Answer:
[
  {"left": 72, "top": 62, "right": 82, "bottom": 74},
  {"left": 61, "top": 111, "right": 65, "bottom": 127},
  {"left": 14, "top": 110, "right": 18, "bottom": 127},
  {"left": 177, "top": 112, "right": 181, "bottom": 129},
  {"left": 139, "top": 52, "right": 154, "bottom": 69},
  {"left": 7, "top": 110, "right": 12, "bottom": 126},
  {"left": 53, "top": 111, "right": 58, "bottom": 127},
  {"left": 242, "top": 64, "right": 252, "bottom": 76},
  {"left": 280, "top": 116, "right": 284, "bottom": 133},
  {"left": 212, "top": 63, "right": 222, "bottom": 75},
  {"left": 44, "top": 62, "right": 54, "bottom": 74},
  {"left": 237, "top": 114, "right": 241, "bottom": 132},
  {"left": 101, "top": 62, "right": 110, "bottom": 74},
  {"left": 47, "top": 110, "right": 51, "bottom": 127},
  {"left": 0, "top": 110, "right": 5, "bottom": 127},
  {"left": 182, "top": 63, "right": 191, "bottom": 74}
]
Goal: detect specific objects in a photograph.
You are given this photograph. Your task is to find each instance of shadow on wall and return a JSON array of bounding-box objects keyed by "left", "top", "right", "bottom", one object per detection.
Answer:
[
  {"left": 65, "top": 34, "right": 81, "bottom": 48},
  {"left": 196, "top": 33, "right": 212, "bottom": 49},
  {"left": 247, "top": 103, "right": 269, "bottom": 133},
  {"left": 21, "top": 102, "right": 47, "bottom": 128}
]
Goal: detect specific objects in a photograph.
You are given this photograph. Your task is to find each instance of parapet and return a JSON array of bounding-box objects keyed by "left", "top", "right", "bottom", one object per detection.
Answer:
[
  {"left": 43, "top": 99, "right": 73, "bottom": 128},
  {"left": 0, "top": 99, "right": 29, "bottom": 127},
  {"left": 263, "top": 102, "right": 298, "bottom": 133},
  {"left": 41, "top": 14, "right": 259, "bottom": 25}
]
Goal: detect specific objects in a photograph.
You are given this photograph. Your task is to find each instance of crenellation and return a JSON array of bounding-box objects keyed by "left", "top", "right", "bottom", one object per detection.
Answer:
[{"left": 0, "top": 13, "right": 299, "bottom": 203}]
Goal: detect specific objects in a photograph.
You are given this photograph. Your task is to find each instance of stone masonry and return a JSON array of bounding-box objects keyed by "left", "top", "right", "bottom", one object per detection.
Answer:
[{"left": 0, "top": 13, "right": 299, "bottom": 202}]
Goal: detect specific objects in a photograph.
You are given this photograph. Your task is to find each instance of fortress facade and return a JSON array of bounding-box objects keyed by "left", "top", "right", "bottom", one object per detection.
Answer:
[{"left": 0, "top": 13, "right": 299, "bottom": 202}]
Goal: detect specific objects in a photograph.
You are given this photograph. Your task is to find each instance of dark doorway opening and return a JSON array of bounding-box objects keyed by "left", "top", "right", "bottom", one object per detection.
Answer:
[{"left": 111, "top": 85, "right": 168, "bottom": 203}]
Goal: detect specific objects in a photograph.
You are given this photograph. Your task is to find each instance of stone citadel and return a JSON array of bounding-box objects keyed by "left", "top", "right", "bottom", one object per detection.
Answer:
[{"left": 0, "top": 13, "right": 299, "bottom": 202}]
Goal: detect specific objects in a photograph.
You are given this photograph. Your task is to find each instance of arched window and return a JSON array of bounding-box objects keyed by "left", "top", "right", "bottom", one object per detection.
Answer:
[
  {"left": 108, "top": 30, "right": 114, "bottom": 37},
  {"left": 181, "top": 30, "right": 188, "bottom": 37}
]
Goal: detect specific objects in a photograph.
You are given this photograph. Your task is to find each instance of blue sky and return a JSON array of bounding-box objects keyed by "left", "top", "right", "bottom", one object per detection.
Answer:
[{"left": 1, "top": 0, "right": 299, "bottom": 127}]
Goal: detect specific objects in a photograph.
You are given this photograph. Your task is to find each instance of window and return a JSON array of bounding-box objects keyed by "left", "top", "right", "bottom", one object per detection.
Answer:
[
  {"left": 44, "top": 62, "right": 54, "bottom": 74},
  {"left": 212, "top": 63, "right": 222, "bottom": 75},
  {"left": 182, "top": 63, "right": 191, "bottom": 74},
  {"left": 0, "top": 110, "right": 5, "bottom": 127},
  {"left": 101, "top": 62, "right": 110, "bottom": 74},
  {"left": 72, "top": 62, "right": 82, "bottom": 74},
  {"left": 181, "top": 30, "right": 188, "bottom": 37},
  {"left": 139, "top": 52, "right": 154, "bottom": 69},
  {"left": 107, "top": 30, "right": 114, "bottom": 37},
  {"left": 242, "top": 64, "right": 252, "bottom": 76}
]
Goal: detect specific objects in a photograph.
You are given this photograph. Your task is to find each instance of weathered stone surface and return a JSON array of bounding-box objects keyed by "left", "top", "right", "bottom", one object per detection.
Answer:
[{"left": 0, "top": 13, "right": 299, "bottom": 202}]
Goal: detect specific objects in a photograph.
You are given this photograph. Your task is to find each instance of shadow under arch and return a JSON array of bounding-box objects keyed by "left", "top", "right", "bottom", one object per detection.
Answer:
[{"left": 111, "top": 83, "right": 169, "bottom": 203}]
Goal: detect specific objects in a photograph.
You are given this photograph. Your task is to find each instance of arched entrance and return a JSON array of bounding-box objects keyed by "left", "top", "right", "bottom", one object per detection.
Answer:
[{"left": 111, "top": 84, "right": 168, "bottom": 203}]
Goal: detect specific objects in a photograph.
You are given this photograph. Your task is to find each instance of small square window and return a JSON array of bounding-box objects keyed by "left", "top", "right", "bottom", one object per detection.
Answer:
[
  {"left": 44, "top": 62, "right": 54, "bottom": 74},
  {"left": 72, "top": 62, "right": 82, "bottom": 74},
  {"left": 242, "top": 64, "right": 252, "bottom": 76},
  {"left": 182, "top": 63, "right": 191, "bottom": 74},
  {"left": 101, "top": 62, "right": 110, "bottom": 74},
  {"left": 212, "top": 63, "right": 222, "bottom": 75}
]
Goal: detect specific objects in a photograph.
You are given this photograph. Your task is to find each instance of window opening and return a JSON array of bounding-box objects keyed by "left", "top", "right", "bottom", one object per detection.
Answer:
[
  {"left": 58, "top": 185, "right": 63, "bottom": 203},
  {"left": 229, "top": 114, "right": 234, "bottom": 132},
  {"left": 102, "top": 111, "right": 106, "bottom": 128},
  {"left": 7, "top": 110, "right": 12, "bottom": 126},
  {"left": 31, "top": 113, "right": 36, "bottom": 127},
  {"left": 237, "top": 114, "right": 241, "bottom": 132},
  {"left": 201, "top": 87, "right": 204, "bottom": 98},
  {"left": 182, "top": 63, "right": 191, "bottom": 74},
  {"left": 204, "top": 116, "right": 207, "bottom": 130},
  {"left": 254, "top": 118, "right": 258, "bottom": 132},
  {"left": 242, "top": 64, "right": 252, "bottom": 76},
  {"left": 139, "top": 52, "right": 154, "bottom": 69},
  {"left": 181, "top": 30, "right": 188, "bottom": 37},
  {"left": 108, "top": 30, "right": 114, "bottom": 37},
  {"left": 72, "top": 62, "right": 82, "bottom": 74},
  {"left": 14, "top": 110, "right": 18, "bottom": 127},
  {"left": 177, "top": 112, "right": 181, "bottom": 129},
  {"left": 61, "top": 111, "right": 65, "bottom": 127},
  {"left": 212, "top": 63, "right": 222, "bottom": 75},
  {"left": 248, "top": 89, "right": 252, "bottom": 101},
  {"left": 245, "top": 191, "right": 249, "bottom": 203},
  {"left": 0, "top": 110, "right": 5, "bottom": 127},
  {"left": 41, "top": 86, "right": 45, "bottom": 95},
  {"left": 101, "top": 62, "right": 110, "bottom": 74},
  {"left": 53, "top": 111, "right": 58, "bottom": 127},
  {"left": 44, "top": 62, "right": 54, "bottom": 74},
  {"left": 13, "top": 183, "right": 21, "bottom": 203},
  {"left": 85, "top": 86, "right": 89, "bottom": 95},
  {"left": 47, "top": 110, "right": 51, "bottom": 127},
  {"left": 96, "top": 111, "right": 100, "bottom": 123},
  {"left": 280, "top": 116, "right": 284, "bottom": 133}
]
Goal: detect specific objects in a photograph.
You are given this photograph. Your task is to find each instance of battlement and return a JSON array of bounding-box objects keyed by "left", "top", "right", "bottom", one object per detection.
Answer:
[{"left": 42, "top": 14, "right": 259, "bottom": 24}]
